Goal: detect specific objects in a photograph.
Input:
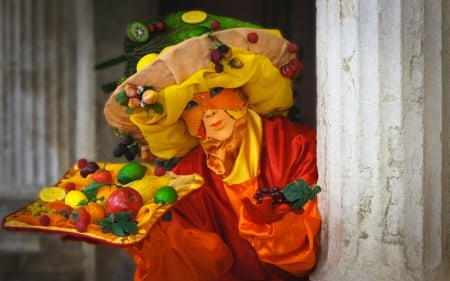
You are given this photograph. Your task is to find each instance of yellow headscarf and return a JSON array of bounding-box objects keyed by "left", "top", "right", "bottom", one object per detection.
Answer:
[{"left": 104, "top": 28, "right": 299, "bottom": 160}]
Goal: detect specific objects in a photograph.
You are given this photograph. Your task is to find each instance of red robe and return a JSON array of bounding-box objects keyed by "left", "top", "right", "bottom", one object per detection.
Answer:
[{"left": 125, "top": 115, "right": 320, "bottom": 281}]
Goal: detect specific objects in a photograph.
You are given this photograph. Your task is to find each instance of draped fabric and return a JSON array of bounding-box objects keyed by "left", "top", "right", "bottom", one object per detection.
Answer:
[{"left": 125, "top": 114, "right": 320, "bottom": 281}]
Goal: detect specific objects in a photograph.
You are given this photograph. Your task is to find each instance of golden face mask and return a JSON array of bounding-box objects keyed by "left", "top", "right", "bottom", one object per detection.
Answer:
[{"left": 181, "top": 88, "right": 248, "bottom": 140}]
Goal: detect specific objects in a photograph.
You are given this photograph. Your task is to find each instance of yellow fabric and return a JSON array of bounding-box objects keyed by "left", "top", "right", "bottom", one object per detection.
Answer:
[
  {"left": 129, "top": 47, "right": 293, "bottom": 159},
  {"left": 223, "top": 109, "right": 262, "bottom": 185}
]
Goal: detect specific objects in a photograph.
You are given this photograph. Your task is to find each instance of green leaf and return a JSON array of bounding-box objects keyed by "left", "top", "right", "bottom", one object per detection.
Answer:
[
  {"left": 97, "top": 212, "right": 138, "bottom": 237},
  {"left": 119, "top": 220, "right": 138, "bottom": 235},
  {"left": 125, "top": 107, "right": 134, "bottom": 115},
  {"left": 151, "top": 103, "right": 164, "bottom": 114},
  {"left": 115, "top": 89, "right": 129, "bottom": 106},
  {"left": 281, "top": 178, "right": 321, "bottom": 209},
  {"left": 116, "top": 211, "right": 133, "bottom": 221},
  {"left": 81, "top": 181, "right": 107, "bottom": 202},
  {"left": 282, "top": 179, "right": 309, "bottom": 201},
  {"left": 111, "top": 223, "right": 125, "bottom": 237},
  {"left": 309, "top": 186, "right": 322, "bottom": 200}
]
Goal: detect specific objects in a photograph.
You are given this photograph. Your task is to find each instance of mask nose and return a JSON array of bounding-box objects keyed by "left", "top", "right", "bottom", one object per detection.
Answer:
[{"left": 203, "top": 109, "right": 218, "bottom": 119}]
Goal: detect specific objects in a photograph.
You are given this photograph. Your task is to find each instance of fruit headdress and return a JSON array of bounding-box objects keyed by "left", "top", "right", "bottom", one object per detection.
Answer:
[{"left": 100, "top": 10, "right": 303, "bottom": 162}]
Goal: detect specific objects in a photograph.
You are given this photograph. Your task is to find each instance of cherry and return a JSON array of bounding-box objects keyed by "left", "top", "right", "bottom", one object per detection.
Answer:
[
  {"left": 210, "top": 20, "right": 221, "bottom": 30},
  {"left": 247, "top": 32, "right": 259, "bottom": 43}
]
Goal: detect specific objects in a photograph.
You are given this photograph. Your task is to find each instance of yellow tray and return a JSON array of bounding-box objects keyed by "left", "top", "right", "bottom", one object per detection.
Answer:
[{"left": 2, "top": 162, "right": 203, "bottom": 247}]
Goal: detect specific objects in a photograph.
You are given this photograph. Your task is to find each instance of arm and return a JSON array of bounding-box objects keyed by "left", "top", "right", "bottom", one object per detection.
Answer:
[{"left": 239, "top": 116, "right": 321, "bottom": 277}]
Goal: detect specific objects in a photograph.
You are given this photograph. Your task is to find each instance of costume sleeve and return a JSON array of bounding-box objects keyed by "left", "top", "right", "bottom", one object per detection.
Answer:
[
  {"left": 124, "top": 220, "right": 233, "bottom": 281},
  {"left": 238, "top": 199, "right": 320, "bottom": 276},
  {"left": 238, "top": 117, "right": 321, "bottom": 277}
]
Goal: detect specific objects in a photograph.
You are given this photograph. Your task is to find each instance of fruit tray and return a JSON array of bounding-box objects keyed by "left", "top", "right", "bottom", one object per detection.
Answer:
[{"left": 2, "top": 161, "right": 204, "bottom": 247}]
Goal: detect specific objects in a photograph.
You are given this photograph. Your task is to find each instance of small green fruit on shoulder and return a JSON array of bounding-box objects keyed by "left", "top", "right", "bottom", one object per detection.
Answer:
[{"left": 154, "top": 186, "right": 178, "bottom": 205}]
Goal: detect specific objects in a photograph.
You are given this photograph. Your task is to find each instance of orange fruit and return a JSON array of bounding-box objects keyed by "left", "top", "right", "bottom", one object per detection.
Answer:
[
  {"left": 96, "top": 185, "right": 118, "bottom": 207},
  {"left": 46, "top": 200, "right": 73, "bottom": 213},
  {"left": 84, "top": 202, "right": 106, "bottom": 224}
]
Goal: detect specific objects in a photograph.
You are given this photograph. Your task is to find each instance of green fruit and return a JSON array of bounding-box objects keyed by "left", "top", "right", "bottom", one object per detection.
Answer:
[
  {"left": 127, "top": 21, "right": 150, "bottom": 43},
  {"left": 117, "top": 162, "right": 147, "bottom": 184},
  {"left": 186, "top": 26, "right": 210, "bottom": 38},
  {"left": 175, "top": 25, "right": 211, "bottom": 42},
  {"left": 154, "top": 186, "right": 178, "bottom": 205}
]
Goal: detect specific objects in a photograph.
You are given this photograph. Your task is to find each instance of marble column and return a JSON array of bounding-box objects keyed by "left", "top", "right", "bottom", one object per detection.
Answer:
[{"left": 312, "top": 0, "right": 449, "bottom": 280}]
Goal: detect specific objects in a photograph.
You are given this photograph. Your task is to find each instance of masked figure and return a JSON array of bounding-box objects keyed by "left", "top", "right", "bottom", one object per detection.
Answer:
[{"left": 103, "top": 11, "right": 321, "bottom": 281}]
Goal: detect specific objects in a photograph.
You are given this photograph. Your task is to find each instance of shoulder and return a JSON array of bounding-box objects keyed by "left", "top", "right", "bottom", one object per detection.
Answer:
[
  {"left": 171, "top": 146, "right": 205, "bottom": 175},
  {"left": 262, "top": 115, "right": 316, "bottom": 144}
]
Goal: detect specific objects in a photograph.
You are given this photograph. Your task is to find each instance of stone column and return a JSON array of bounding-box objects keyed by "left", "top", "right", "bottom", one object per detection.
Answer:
[{"left": 312, "top": 1, "right": 449, "bottom": 281}]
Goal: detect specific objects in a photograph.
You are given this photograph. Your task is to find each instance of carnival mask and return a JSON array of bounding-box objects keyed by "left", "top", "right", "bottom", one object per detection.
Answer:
[{"left": 181, "top": 87, "right": 248, "bottom": 141}]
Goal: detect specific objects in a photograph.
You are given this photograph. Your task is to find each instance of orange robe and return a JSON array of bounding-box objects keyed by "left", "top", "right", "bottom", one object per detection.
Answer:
[{"left": 125, "top": 114, "right": 321, "bottom": 281}]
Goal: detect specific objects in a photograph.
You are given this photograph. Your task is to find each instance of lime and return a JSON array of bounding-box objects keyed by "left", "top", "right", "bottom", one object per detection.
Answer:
[
  {"left": 65, "top": 190, "right": 88, "bottom": 208},
  {"left": 129, "top": 175, "right": 172, "bottom": 202},
  {"left": 117, "top": 162, "right": 147, "bottom": 184},
  {"left": 154, "top": 186, "right": 178, "bottom": 205},
  {"left": 39, "top": 187, "right": 66, "bottom": 202},
  {"left": 181, "top": 10, "right": 207, "bottom": 24}
]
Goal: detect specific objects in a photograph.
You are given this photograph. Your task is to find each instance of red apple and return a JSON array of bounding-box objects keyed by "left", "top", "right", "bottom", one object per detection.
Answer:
[{"left": 105, "top": 187, "right": 143, "bottom": 218}]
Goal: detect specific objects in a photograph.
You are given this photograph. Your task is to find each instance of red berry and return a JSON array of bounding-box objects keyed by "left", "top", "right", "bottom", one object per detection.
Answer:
[
  {"left": 280, "top": 64, "right": 294, "bottom": 78},
  {"left": 210, "top": 20, "right": 221, "bottom": 30},
  {"left": 289, "top": 58, "right": 304, "bottom": 77},
  {"left": 147, "top": 23, "right": 157, "bottom": 33},
  {"left": 70, "top": 208, "right": 91, "bottom": 227},
  {"left": 156, "top": 21, "right": 167, "bottom": 32},
  {"left": 247, "top": 32, "right": 259, "bottom": 43},
  {"left": 77, "top": 158, "right": 87, "bottom": 169},
  {"left": 65, "top": 182, "right": 76, "bottom": 191},
  {"left": 39, "top": 215, "right": 50, "bottom": 226},
  {"left": 75, "top": 220, "right": 88, "bottom": 232},
  {"left": 214, "top": 63, "right": 224, "bottom": 73},
  {"left": 154, "top": 166, "right": 165, "bottom": 176},
  {"left": 210, "top": 49, "right": 222, "bottom": 63},
  {"left": 287, "top": 42, "right": 298, "bottom": 53}
]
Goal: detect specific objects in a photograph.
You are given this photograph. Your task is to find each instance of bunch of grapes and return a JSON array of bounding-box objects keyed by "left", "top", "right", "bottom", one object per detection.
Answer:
[
  {"left": 113, "top": 135, "right": 139, "bottom": 161},
  {"left": 253, "top": 187, "right": 289, "bottom": 205},
  {"left": 77, "top": 158, "right": 100, "bottom": 178},
  {"left": 27, "top": 201, "right": 56, "bottom": 216}
]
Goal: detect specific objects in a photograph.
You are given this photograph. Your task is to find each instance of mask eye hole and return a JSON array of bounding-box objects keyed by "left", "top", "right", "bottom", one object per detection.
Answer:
[
  {"left": 184, "top": 100, "right": 198, "bottom": 110},
  {"left": 209, "top": 87, "right": 224, "bottom": 98}
]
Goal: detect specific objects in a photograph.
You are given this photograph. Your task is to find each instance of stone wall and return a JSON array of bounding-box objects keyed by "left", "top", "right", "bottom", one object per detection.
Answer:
[{"left": 312, "top": 0, "right": 449, "bottom": 280}]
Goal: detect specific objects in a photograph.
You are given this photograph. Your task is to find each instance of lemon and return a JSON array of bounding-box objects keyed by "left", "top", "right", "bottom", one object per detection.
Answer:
[
  {"left": 154, "top": 186, "right": 178, "bottom": 205},
  {"left": 39, "top": 187, "right": 66, "bottom": 202},
  {"left": 117, "top": 162, "right": 147, "bottom": 185},
  {"left": 136, "top": 53, "right": 158, "bottom": 72},
  {"left": 129, "top": 175, "right": 172, "bottom": 203},
  {"left": 181, "top": 10, "right": 207, "bottom": 24},
  {"left": 65, "top": 190, "right": 88, "bottom": 208}
]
